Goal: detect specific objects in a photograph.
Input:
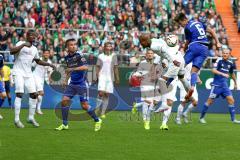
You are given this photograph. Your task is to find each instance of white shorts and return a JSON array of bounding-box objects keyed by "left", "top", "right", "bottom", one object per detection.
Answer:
[
  {"left": 33, "top": 75, "right": 44, "bottom": 92},
  {"left": 140, "top": 85, "right": 157, "bottom": 102},
  {"left": 13, "top": 74, "right": 36, "bottom": 93},
  {"left": 161, "top": 80, "right": 178, "bottom": 102},
  {"left": 163, "top": 56, "right": 185, "bottom": 78},
  {"left": 178, "top": 80, "right": 198, "bottom": 101},
  {"left": 98, "top": 77, "right": 114, "bottom": 93}
]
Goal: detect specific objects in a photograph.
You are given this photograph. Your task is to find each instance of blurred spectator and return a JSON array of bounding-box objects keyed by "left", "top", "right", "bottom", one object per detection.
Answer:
[{"left": 0, "top": 0, "right": 231, "bottom": 67}]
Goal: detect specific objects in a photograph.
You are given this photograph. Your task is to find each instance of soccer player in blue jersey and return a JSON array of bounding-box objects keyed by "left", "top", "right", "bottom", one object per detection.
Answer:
[
  {"left": 175, "top": 13, "right": 222, "bottom": 100},
  {"left": 0, "top": 54, "right": 6, "bottom": 120},
  {"left": 199, "top": 48, "right": 240, "bottom": 124},
  {"left": 55, "top": 39, "right": 102, "bottom": 131}
]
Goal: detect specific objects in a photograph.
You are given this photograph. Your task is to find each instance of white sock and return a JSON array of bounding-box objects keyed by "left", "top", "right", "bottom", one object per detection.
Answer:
[
  {"left": 36, "top": 95, "right": 43, "bottom": 112},
  {"left": 142, "top": 102, "right": 149, "bottom": 121},
  {"left": 184, "top": 104, "right": 194, "bottom": 115},
  {"left": 162, "top": 106, "right": 172, "bottom": 125},
  {"left": 176, "top": 104, "right": 184, "bottom": 120},
  {"left": 14, "top": 97, "right": 22, "bottom": 122},
  {"left": 29, "top": 98, "right": 37, "bottom": 120},
  {"left": 96, "top": 95, "right": 103, "bottom": 108},
  {"left": 146, "top": 103, "right": 153, "bottom": 121},
  {"left": 101, "top": 96, "right": 109, "bottom": 115},
  {"left": 135, "top": 102, "right": 144, "bottom": 108}
]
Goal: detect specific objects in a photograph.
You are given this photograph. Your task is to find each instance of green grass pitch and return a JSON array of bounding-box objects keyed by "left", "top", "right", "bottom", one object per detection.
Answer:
[{"left": 0, "top": 109, "right": 240, "bottom": 160}]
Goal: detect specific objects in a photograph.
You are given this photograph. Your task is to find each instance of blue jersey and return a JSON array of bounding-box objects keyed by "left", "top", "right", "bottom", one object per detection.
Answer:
[
  {"left": 185, "top": 20, "right": 209, "bottom": 44},
  {"left": 211, "top": 59, "right": 236, "bottom": 88},
  {"left": 65, "top": 51, "right": 87, "bottom": 85}
]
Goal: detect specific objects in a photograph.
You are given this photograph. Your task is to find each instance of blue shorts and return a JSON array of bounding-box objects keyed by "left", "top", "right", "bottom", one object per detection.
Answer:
[
  {"left": 184, "top": 42, "right": 209, "bottom": 69},
  {"left": 4, "top": 81, "right": 10, "bottom": 92},
  {"left": 209, "top": 85, "right": 232, "bottom": 99},
  {"left": 63, "top": 83, "right": 89, "bottom": 102},
  {"left": 0, "top": 81, "right": 6, "bottom": 93}
]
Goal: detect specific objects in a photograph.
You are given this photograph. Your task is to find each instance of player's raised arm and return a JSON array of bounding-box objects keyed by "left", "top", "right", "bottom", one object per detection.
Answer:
[
  {"left": 10, "top": 42, "right": 31, "bottom": 55},
  {"left": 206, "top": 27, "right": 221, "bottom": 48}
]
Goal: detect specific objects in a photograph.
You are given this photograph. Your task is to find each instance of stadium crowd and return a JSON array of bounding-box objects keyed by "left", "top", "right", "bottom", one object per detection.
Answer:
[{"left": 0, "top": 0, "right": 230, "bottom": 66}]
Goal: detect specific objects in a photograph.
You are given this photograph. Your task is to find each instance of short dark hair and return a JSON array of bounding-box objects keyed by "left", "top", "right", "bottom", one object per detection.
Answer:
[
  {"left": 27, "top": 30, "right": 36, "bottom": 36},
  {"left": 174, "top": 13, "right": 187, "bottom": 23},
  {"left": 65, "top": 38, "right": 76, "bottom": 46}
]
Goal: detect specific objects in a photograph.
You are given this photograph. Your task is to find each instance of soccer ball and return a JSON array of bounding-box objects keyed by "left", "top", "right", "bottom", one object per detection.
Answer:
[{"left": 166, "top": 35, "right": 178, "bottom": 47}]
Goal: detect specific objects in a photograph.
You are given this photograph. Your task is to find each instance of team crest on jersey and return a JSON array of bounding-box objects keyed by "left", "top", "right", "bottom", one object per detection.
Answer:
[
  {"left": 81, "top": 57, "right": 86, "bottom": 62},
  {"left": 228, "top": 65, "right": 231, "bottom": 69}
]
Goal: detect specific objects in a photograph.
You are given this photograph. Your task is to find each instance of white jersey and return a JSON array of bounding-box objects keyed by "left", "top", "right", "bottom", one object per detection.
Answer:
[
  {"left": 184, "top": 63, "right": 193, "bottom": 81},
  {"left": 33, "top": 58, "right": 52, "bottom": 83},
  {"left": 12, "top": 41, "right": 39, "bottom": 77},
  {"left": 97, "top": 53, "right": 118, "bottom": 81},
  {"left": 150, "top": 38, "right": 172, "bottom": 63}
]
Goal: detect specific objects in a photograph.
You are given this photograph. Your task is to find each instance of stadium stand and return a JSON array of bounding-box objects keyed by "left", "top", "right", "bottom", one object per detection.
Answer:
[{"left": 0, "top": 0, "right": 233, "bottom": 67}]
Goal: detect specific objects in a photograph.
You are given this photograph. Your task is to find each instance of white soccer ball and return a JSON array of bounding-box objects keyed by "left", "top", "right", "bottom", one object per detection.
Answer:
[{"left": 166, "top": 35, "right": 178, "bottom": 47}]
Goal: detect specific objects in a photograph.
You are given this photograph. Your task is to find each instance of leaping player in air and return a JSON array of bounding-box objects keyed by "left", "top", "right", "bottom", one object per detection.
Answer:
[
  {"left": 174, "top": 13, "right": 222, "bottom": 100},
  {"left": 55, "top": 38, "right": 102, "bottom": 131}
]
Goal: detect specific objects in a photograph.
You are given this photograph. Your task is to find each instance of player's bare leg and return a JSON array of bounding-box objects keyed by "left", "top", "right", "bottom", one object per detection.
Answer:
[
  {"left": 36, "top": 91, "right": 44, "bottom": 115},
  {"left": 0, "top": 92, "right": 6, "bottom": 120}
]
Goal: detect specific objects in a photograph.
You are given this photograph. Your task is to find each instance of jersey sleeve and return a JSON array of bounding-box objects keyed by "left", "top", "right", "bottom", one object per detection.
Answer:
[{"left": 34, "top": 50, "right": 40, "bottom": 59}]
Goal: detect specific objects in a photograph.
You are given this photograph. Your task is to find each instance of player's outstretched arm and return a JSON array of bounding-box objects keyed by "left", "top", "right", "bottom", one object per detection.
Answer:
[
  {"left": 231, "top": 73, "right": 237, "bottom": 89},
  {"left": 34, "top": 59, "right": 56, "bottom": 69},
  {"left": 212, "top": 68, "right": 229, "bottom": 78},
  {"left": 10, "top": 42, "right": 31, "bottom": 55},
  {"left": 206, "top": 27, "right": 221, "bottom": 48}
]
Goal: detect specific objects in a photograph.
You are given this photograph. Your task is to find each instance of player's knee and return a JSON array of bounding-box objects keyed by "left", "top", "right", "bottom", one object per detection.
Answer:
[
  {"left": 98, "top": 92, "right": 104, "bottom": 97},
  {"left": 192, "top": 101, "right": 198, "bottom": 107},
  {"left": 16, "top": 93, "right": 23, "bottom": 98},
  {"left": 207, "top": 99, "right": 213, "bottom": 105},
  {"left": 61, "top": 98, "right": 71, "bottom": 107},
  {"left": 0, "top": 93, "right": 6, "bottom": 99},
  {"left": 81, "top": 102, "right": 89, "bottom": 110},
  {"left": 167, "top": 99, "right": 173, "bottom": 106},
  {"left": 29, "top": 93, "right": 38, "bottom": 99},
  {"left": 228, "top": 98, "right": 234, "bottom": 105},
  {"left": 38, "top": 91, "right": 44, "bottom": 96}
]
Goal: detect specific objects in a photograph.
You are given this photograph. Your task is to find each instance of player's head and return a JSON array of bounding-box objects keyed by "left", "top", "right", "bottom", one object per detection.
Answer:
[
  {"left": 43, "top": 50, "right": 50, "bottom": 59},
  {"left": 65, "top": 38, "right": 77, "bottom": 53},
  {"left": 26, "top": 30, "right": 36, "bottom": 43},
  {"left": 145, "top": 49, "right": 154, "bottom": 61},
  {"left": 222, "top": 48, "right": 231, "bottom": 60},
  {"left": 104, "top": 42, "right": 112, "bottom": 53},
  {"left": 139, "top": 33, "right": 151, "bottom": 48},
  {"left": 174, "top": 13, "right": 188, "bottom": 27}
]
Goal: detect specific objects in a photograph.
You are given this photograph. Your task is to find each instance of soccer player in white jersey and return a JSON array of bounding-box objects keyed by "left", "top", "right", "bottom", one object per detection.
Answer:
[
  {"left": 96, "top": 42, "right": 119, "bottom": 119},
  {"left": 176, "top": 63, "right": 199, "bottom": 124},
  {"left": 139, "top": 34, "right": 187, "bottom": 88},
  {"left": 154, "top": 44, "right": 185, "bottom": 130},
  {"left": 135, "top": 49, "right": 162, "bottom": 130},
  {"left": 33, "top": 50, "right": 53, "bottom": 115},
  {"left": 10, "top": 30, "right": 55, "bottom": 128}
]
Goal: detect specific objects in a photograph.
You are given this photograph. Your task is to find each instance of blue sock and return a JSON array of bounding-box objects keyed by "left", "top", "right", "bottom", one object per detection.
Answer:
[
  {"left": 200, "top": 103, "right": 209, "bottom": 119},
  {"left": 228, "top": 105, "right": 236, "bottom": 121},
  {"left": 166, "top": 78, "right": 174, "bottom": 87},
  {"left": 8, "top": 97, "right": 11, "bottom": 106},
  {"left": 62, "top": 106, "right": 69, "bottom": 125},
  {"left": 87, "top": 106, "right": 99, "bottom": 122},
  {"left": 0, "top": 98, "right": 4, "bottom": 107},
  {"left": 190, "top": 72, "right": 198, "bottom": 87}
]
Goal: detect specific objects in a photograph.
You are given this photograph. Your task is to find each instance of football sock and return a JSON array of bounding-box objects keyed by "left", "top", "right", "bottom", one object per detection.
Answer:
[
  {"left": 200, "top": 103, "right": 209, "bottom": 119},
  {"left": 29, "top": 98, "right": 37, "bottom": 120},
  {"left": 228, "top": 105, "right": 236, "bottom": 121},
  {"left": 14, "top": 97, "right": 22, "bottom": 122}
]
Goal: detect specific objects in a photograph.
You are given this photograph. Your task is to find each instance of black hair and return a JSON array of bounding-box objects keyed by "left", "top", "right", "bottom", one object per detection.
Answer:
[
  {"left": 65, "top": 38, "right": 76, "bottom": 46},
  {"left": 174, "top": 13, "right": 187, "bottom": 23},
  {"left": 27, "top": 30, "right": 36, "bottom": 36}
]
